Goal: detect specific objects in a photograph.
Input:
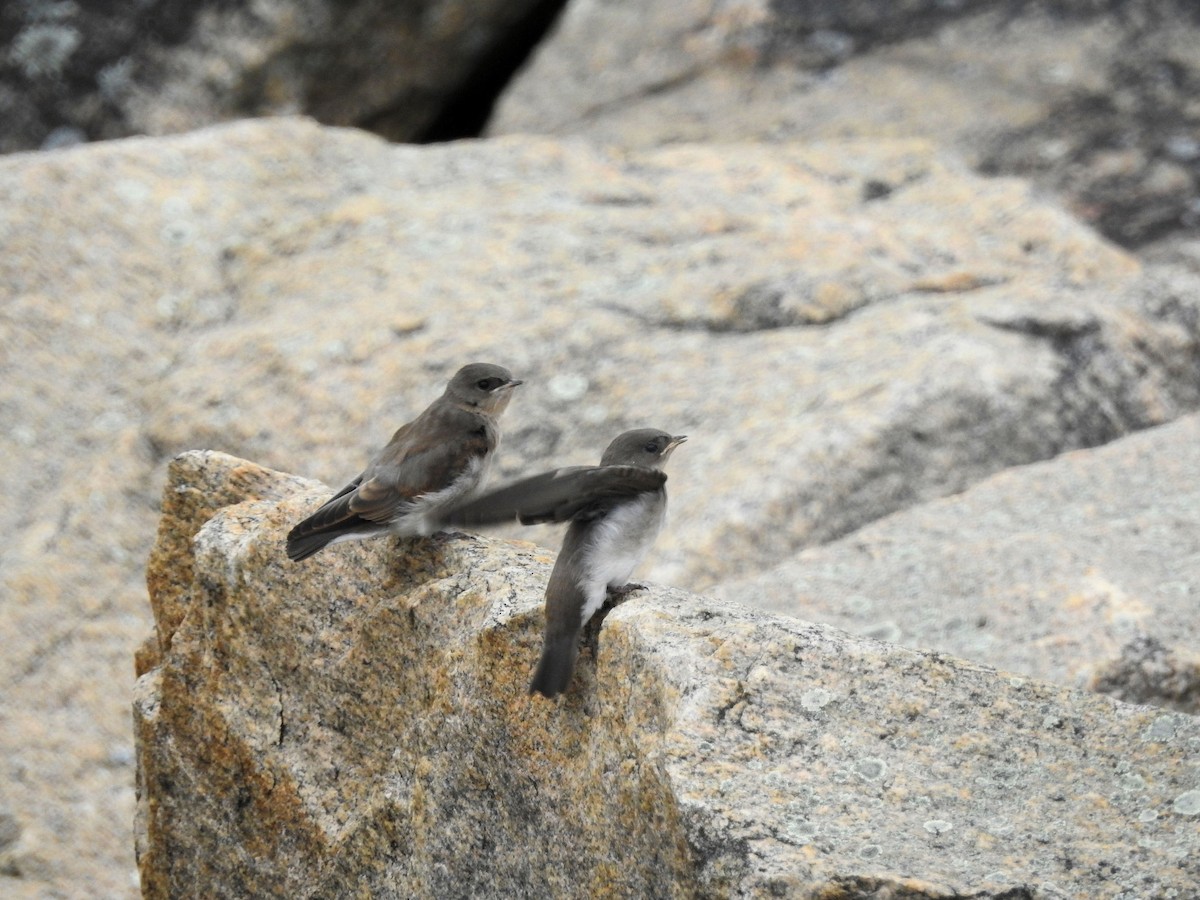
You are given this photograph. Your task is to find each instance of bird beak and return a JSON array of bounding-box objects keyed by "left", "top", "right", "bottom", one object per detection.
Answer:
[
  {"left": 665, "top": 434, "right": 687, "bottom": 455},
  {"left": 499, "top": 379, "right": 524, "bottom": 390}
]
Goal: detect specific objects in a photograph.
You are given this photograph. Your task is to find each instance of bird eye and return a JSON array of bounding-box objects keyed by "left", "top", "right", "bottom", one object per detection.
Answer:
[
  {"left": 643, "top": 440, "right": 660, "bottom": 453},
  {"left": 477, "top": 378, "right": 496, "bottom": 391}
]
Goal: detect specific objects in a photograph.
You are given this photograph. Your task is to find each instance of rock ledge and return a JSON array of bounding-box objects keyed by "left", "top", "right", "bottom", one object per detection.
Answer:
[{"left": 135, "top": 450, "right": 1200, "bottom": 898}]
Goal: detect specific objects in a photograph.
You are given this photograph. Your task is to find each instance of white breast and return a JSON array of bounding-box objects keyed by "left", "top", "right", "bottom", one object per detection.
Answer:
[{"left": 576, "top": 493, "right": 665, "bottom": 624}]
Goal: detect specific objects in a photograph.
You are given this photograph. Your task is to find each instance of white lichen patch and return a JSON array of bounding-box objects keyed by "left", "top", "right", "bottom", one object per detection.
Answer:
[
  {"left": 1142, "top": 716, "right": 1178, "bottom": 743},
  {"left": 1173, "top": 790, "right": 1200, "bottom": 816},
  {"left": 799, "top": 687, "right": 837, "bottom": 712},
  {"left": 855, "top": 758, "right": 887, "bottom": 781}
]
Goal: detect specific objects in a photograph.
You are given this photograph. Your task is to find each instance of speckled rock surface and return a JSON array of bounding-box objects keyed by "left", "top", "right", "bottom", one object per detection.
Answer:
[
  {"left": 112, "top": 121, "right": 1200, "bottom": 592},
  {"left": 0, "top": 0, "right": 545, "bottom": 154},
  {"left": 134, "top": 449, "right": 1200, "bottom": 899},
  {"left": 718, "top": 413, "right": 1200, "bottom": 714},
  {"left": 3, "top": 119, "right": 1200, "bottom": 897},
  {"left": 491, "top": 0, "right": 1200, "bottom": 249}
]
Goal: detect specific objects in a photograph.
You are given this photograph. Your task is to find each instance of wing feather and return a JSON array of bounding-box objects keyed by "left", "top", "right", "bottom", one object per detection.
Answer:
[
  {"left": 286, "top": 405, "right": 495, "bottom": 559},
  {"left": 440, "top": 465, "right": 666, "bottom": 528}
]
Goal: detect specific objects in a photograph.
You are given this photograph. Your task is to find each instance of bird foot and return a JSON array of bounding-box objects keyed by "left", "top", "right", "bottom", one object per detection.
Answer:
[
  {"left": 579, "top": 611, "right": 604, "bottom": 658},
  {"left": 581, "top": 583, "right": 648, "bottom": 659},
  {"left": 605, "top": 582, "right": 646, "bottom": 606}
]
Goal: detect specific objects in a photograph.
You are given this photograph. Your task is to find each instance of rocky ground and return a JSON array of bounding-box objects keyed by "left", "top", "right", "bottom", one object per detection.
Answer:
[{"left": 2, "top": 2, "right": 1199, "bottom": 898}]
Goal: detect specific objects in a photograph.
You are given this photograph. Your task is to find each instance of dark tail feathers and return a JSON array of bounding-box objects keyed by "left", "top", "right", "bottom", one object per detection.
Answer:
[
  {"left": 528, "top": 634, "right": 580, "bottom": 699},
  {"left": 285, "top": 529, "right": 335, "bottom": 562}
]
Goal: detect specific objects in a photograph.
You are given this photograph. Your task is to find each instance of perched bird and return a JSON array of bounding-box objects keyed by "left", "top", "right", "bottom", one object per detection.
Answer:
[
  {"left": 441, "top": 428, "right": 686, "bottom": 698},
  {"left": 286, "top": 363, "right": 522, "bottom": 562}
]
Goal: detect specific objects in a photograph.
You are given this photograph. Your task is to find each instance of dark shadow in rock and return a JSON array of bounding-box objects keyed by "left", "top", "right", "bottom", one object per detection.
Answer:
[{"left": 410, "top": 0, "right": 570, "bottom": 142}]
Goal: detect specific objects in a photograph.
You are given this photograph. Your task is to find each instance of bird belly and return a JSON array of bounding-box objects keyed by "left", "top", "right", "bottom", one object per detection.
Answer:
[{"left": 576, "top": 494, "right": 664, "bottom": 624}]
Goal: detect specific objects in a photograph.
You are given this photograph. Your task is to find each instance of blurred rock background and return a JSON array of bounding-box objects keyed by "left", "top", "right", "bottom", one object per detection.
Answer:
[
  {"left": 0, "top": 0, "right": 564, "bottom": 151},
  {"left": 2, "top": 0, "right": 1199, "bottom": 896}
]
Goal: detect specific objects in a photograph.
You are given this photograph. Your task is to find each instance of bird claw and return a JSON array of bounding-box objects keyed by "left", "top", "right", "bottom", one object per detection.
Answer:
[
  {"left": 606, "top": 582, "right": 646, "bottom": 604},
  {"left": 581, "top": 583, "right": 649, "bottom": 659}
]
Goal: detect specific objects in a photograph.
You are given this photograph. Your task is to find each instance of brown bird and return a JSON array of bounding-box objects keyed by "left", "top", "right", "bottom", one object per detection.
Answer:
[
  {"left": 440, "top": 428, "right": 686, "bottom": 697},
  {"left": 286, "top": 363, "right": 522, "bottom": 562}
]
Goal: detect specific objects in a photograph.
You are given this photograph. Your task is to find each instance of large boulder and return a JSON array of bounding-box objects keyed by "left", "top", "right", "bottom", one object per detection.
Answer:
[
  {"left": 719, "top": 413, "right": 1200, "bottom": 714},
  {"left": 491, "top": 0, "right": 1200, "bottom": 249},
  {"left": 135, "top": 449, "right": 1200, "bottom": 898},
  {"left": 2, "top": 119, "right": 1199, "bottom": 897},
  {"left": 118, "top": 124, "right": 1200, "bottom": 591},
  {"left": 0, "top": 0, "right": 549, "bottom": 154}
]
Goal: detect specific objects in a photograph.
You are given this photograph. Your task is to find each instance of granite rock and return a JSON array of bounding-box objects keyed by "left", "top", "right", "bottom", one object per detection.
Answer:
[
  {"left": 719, "top": 412, "right": 1200, "bottom": 714},
  {"left": 490, "top": 0, "right": 1200, "bottom": 249},
  {"left": 135, "top": 449, "right": 1200, "bottom": 899},
  {"left": 3, "top": 119, "right": 1200, "bottom": 897},
  {"left": 0, "top": 0, "right": 547, "bottom": 154},
  {"left": 107, "top": 121, "right": 1200, "bottom": 590}
]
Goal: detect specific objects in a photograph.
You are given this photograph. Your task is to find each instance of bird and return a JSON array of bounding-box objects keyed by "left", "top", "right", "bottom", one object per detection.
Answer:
[
  {"left": 440, "top": 428, "right": 686, "bottom": 698},
  {"left": 285, "top": 363, "right": 522, "bottom": 562}
]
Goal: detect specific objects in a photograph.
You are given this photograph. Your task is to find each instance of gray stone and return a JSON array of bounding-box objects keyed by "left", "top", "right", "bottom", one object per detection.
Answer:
[
  {"left": 3, "top": 118, "right": 1200, "bottom": 897},
  {"left": 81, "top": 121, "right": 1200, "bottom": 593},
  {"left": 719, "top": 413, "right": 1200, "bottom": 713},
  {"left": 0, "top": 0, "right": 546, "bottom": 154},
  {"left": 134, "top": 449, "right": 1200, "bottom": 899},
  {"left": 491, "top": 0, "right": 1200, "bottom": 249}
]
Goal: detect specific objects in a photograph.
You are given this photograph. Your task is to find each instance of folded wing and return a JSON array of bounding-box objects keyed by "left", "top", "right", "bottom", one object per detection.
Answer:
[{"left": 286, "top": 415, "right": 492, "bottom": 560}]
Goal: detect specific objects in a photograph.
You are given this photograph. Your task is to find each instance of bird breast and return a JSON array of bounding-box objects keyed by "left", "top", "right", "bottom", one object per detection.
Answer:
[{"left": 576, "top": 492, "right": 665, "bottom": 621}]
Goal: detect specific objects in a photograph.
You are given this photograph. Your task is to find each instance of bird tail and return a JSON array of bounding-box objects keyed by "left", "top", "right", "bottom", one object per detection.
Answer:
[
  {"left": 528, "top": 634, "right": 579, "bottom": 699},
  {"left": 285, "top": 528, "right": 335, "bottom": 562}
]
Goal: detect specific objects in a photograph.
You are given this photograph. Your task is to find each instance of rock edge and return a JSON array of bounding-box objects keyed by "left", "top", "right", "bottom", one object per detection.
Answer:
[{"left": 134, "top": 450, "right": 1200, "bottom": 898}]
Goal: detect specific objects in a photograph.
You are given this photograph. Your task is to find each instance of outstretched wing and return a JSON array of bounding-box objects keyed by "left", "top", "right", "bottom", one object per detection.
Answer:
[{"left": 440, "top": 465, "right": 666, "bottom": 528}]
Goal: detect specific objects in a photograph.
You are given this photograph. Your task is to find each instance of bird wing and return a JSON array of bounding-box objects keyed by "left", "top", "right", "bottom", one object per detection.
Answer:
[
  {"left": 440, "top": 465, "right": 667, "bottom": 528},
  {"left": 291, "top": 409, "right": 493, "bottom": 538},
  {"left": 286, "top": 474, "right": 366, "bottom": 540}
]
